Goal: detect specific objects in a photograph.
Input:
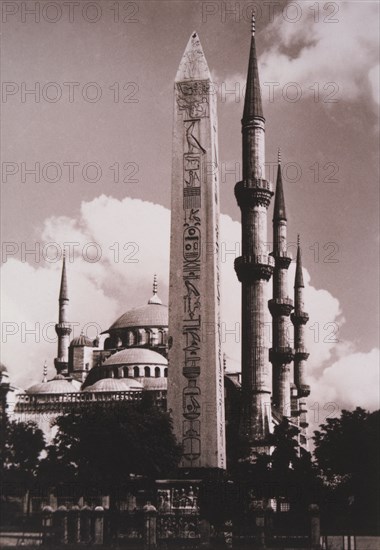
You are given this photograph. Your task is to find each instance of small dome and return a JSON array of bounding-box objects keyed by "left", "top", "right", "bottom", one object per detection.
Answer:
[
  {"left": 103, "top": 348, "right": 168, "bottom": 367},
  {"left": 83, "top": 378, "right": 143, "bottom": 393},
  {"left": 139, "top": 377, "right": 167, "bottom": 391},
  {"left": 70, "top": 333, "right": 94, "bottom": 347},
  {"left": 26, "top": 375, "right": 80, "bottom": 394}
]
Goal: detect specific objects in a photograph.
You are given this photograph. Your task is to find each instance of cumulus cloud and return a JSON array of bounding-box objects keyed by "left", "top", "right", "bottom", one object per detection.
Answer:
[
  {"left": 1, "top": 196, "right": 378, "bottom": 422},
  {"left": 260, "top": 1, "right": 379, "bottom": 108}
]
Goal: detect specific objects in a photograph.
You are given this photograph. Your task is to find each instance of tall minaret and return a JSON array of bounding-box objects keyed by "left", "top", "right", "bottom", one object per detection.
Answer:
[
  {"left": 167, "top": 32, "right": 226, "bottom": 469},
  {"left": 234, "top": 15, "right": 275, "bottom": 450},
  {"left": 291, "top": 237, "right": 310, "bottom": 403},
  {"left": 54, "top": 254, "right": 72, "bottom": 374},
  {"left": 269, "top": 150, "right": 294, "bottom": 417}
]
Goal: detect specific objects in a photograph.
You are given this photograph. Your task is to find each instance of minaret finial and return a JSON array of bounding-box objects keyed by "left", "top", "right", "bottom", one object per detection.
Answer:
[
  {"left": 297, "top": 234, "right": 301, "bottom": 247},
  {"left": 278, "top": 147, "right": 281, "bottom": 165},
  {"left": 43, "top": 360, "right": 48, "bottom": 383},
  {"left": 251, "top": 12, "right": 256, "bottom": 37},
  {"left": 148, "top": 274, "right": 162, "bottom": 305}
]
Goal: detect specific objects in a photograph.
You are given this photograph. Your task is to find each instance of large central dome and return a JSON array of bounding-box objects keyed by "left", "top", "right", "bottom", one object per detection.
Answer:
[{"left": 108, "top": 302, "right": 168, "bottom": 331}]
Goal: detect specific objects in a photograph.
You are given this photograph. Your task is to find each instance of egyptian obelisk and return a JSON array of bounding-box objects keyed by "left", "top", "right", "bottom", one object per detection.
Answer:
[{"left": 167, "top": 32, "right": 226, "bottom": 470}]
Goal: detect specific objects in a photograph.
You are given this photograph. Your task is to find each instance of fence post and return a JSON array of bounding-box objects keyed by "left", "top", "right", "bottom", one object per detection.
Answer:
[
  {"left": 309, "top": 504, "right": 321, "bottom": 549},
  {"left": 94, "top": 506, "right": 105, "bottom": 545},
  {"left": 80, "top": 505, "right": 91, "bottom": 544},
  {"left": 42, "top": 505, "right": 54, "bottom": 544},
  {"left": 56, "top": 505, "right": 68, "bottom": 544},
  {"left": 143, "top": 501, "right": 157, "bottom": 549},
  {"left": 70, "top": 505, "right": 81, "bottom": 544}
]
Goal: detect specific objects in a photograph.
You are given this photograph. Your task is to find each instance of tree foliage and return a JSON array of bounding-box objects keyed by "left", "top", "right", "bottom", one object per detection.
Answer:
[
  {"left": 313, "top": 407, "right": 380, "bottom": 531},
  {"left": 1, "top": 420, "right": 45, "bottom": 487},
  {"left": 37, "top": 400, "right": 181, "bottom": 496}
]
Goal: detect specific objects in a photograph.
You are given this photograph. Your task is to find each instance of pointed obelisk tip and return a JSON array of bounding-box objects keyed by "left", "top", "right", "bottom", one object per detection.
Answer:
[{"left": 175, "top": 30, "right": 211, "bottom": 82}]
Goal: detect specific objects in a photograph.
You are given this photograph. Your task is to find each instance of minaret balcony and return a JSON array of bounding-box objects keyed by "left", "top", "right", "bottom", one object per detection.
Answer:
[
  {"left": 273, "top": 254, "right": 292, "bottom": 270},
  {"left": 268, "top": 297, "right": 294, "bottom": 316},
  {"left": 297, "top": 384, "right": 311, "bottom": 398},
  {"left": 234, "top": 254, "right": 274, "bottom": 282},
  {"left": 269, "top": 346, "right": 294, "bottom": 364},
  {"left": 291, "top": 311, "right": 309, "bottom": 325},
  {"left": 55, "top": 322, "right": 72, "bottom": 336},
  {"left": 294, "top": 347, "right": 310, "bottom": 361},
  {"left": 234, "top": 179, "right": 274, "bottom": 209}
]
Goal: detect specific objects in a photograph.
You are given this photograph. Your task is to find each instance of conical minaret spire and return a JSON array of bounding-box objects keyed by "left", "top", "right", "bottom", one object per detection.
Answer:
[
  {"left": 234, "top": 17, "right": 274, "bottom": 453},
  {"left": 54, "top": 253, "right": 72, "bottom": 374},
  {"left": 273, "top": 149, "right": 287, "bottom": 222},
  {"left": 269, "top": 152, "right": 294, "bottom": 417},
  {"left": 243, "top": 13, "right": 264, "bottom": 122}
]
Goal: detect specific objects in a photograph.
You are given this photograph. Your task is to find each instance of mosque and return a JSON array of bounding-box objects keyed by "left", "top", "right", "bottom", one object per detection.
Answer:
[{"left": 2, "top": 16, "right": 310, "bottom": 463}]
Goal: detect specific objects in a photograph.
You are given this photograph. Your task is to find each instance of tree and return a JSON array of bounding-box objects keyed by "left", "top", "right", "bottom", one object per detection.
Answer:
[
  {"left": 1, "top": 420, "right": 45, "bottom": 518},
  {"left": 37, "top": 400, "right": 181, "bottom": 504},
  {"left": 314, "top": 407, "right": 380, "bottom": 532},
  {"left": 2, "top": 420, "right": 45, "bottom": 487}
]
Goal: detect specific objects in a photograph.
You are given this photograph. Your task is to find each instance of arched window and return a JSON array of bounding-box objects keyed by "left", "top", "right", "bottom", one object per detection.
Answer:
[
  {"left": 144, "top": 366, "right": 151, "bottom": 378},
  {"left": 133, "top": 366, "right": 140, "bottom": 378},
  {"left": 155, "top": 367, "right": 160, "bottom": 378},
  {"left": 164, "top": 368, "right": 168, "bottom": 378}
]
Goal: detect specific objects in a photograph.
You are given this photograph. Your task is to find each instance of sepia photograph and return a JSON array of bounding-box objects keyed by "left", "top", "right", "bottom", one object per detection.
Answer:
[{"left": 1, "top": 1, "right": 379, "bottom": 548}]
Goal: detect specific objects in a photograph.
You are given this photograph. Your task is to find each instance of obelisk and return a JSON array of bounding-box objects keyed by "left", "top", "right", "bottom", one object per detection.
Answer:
[{"left": 168, "top": 32, "right": 226, "bottom": 470}]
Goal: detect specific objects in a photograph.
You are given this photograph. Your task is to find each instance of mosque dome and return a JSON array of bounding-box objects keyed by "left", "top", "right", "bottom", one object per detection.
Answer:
[
  {"left": 26, "top": 374, "right": 81, "bottom": 394},
  {"left": 83, "top": 377, "right": 143, "bottom": 393},
  {"left": 106, "top": 275, "right": 167, "bottom": 332},
  {"left": 70, "top": 333, "right": 94, "bottom": 347},
  {"left": 103, "top": 347, "right": 168, "bottom": 366},
  {"left": 108, "top": 303, "right": 167, "bottom": 331}
]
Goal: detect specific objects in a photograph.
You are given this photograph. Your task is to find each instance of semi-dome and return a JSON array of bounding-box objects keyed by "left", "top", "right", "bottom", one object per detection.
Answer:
[
  {"left": 103, "top": 347, "right": 168, "bottom": 366},
  {"left": 26, "top": 375, "right": 81, "bottom": 394},
  {"left": 70, "top": 333, "right": 94, "bottom": 347},
  {"left": 83, "top": 377, "right": 143, "bottom": 393},
  {"left": 139, "top": 377, "right": 168, "bottom": 391}
]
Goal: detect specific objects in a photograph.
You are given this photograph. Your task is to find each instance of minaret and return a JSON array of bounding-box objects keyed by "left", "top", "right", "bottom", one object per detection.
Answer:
[
  {"left": 168, "top": 32, "right": 226, "bottom": 469},
  {"left": 54, "top": 254, "right": 72, "bottom": 374},
  {"left": 291, "top": 237, "right": 310, "bottom": 401},
  {"left": 234, "top": 14, "right": 275, "bottom": 450},
  {"left": 269, "top": 150, "right": 294, "bottom": 417}
]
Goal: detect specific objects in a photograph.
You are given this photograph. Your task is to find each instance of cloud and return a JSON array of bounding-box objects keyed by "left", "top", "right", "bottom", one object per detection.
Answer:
[
  {"left": 259, "top": 1, "right": 379, "bottom": 109},
  {"left": 1, "top": 196, "right": 378, "bottom": 423}
]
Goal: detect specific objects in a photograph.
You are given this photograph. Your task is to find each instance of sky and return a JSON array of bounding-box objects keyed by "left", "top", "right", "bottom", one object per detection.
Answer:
[{"left": 1, "top": 0, "right": 379, "bottom": 431}]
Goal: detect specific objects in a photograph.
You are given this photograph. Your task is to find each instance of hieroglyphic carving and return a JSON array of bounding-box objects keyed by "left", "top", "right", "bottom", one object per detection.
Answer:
[
  {"left": 184, "top": 155, "right": 201, "bottom": 209},
  {"left": 180, "top": 113, "right": 204, "bottom": 466},
  {"left": 177, "top": 81, "right": 210, "bottom": 119}
]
